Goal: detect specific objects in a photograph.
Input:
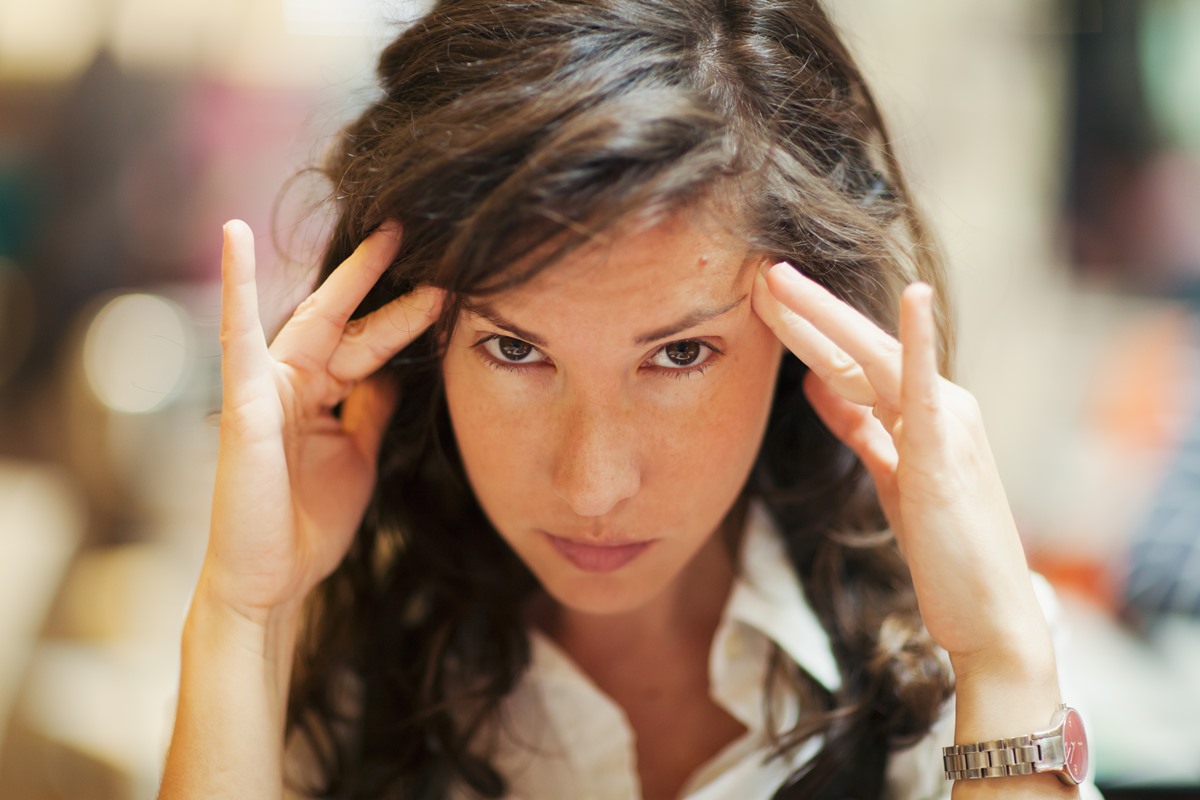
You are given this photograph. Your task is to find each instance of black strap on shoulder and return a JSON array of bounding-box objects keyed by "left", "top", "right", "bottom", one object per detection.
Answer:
[{"left": 770, "top": 734, "right": 889, "bottom": 800}]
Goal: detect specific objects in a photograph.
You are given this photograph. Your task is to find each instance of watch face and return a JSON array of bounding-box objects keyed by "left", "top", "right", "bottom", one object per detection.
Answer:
[{"left": 1062, "top": 707, "right": 1089, "bottom": 783}]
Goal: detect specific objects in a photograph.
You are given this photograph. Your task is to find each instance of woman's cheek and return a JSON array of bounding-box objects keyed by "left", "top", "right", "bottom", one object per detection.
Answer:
[
  {"left": 448, "top": 362, "right": 554, "bottom": 475},
  {"left": 696, "top": 342, "right": 782, "bottom": 460}
]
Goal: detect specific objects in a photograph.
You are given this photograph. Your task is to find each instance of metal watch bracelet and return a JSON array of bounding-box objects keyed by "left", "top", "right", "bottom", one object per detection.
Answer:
[{"left": 943, "top": 735, "right": 1054, "bottom": 780}]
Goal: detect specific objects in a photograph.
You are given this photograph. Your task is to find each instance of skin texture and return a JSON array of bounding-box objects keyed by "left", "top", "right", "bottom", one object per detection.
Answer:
[{"left": 442, "top": 212, "right": 782, "bottom": 620}]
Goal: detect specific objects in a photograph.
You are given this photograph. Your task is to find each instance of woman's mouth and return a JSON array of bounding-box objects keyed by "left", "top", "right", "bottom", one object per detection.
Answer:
[{"left": 543, "top": 532, "right": 655, "bottom": 573}]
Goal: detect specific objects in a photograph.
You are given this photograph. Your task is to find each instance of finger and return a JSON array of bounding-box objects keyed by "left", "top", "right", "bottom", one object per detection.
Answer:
[
  {"left": 340, "top": 373, "right": 401, "bottom": 463},
  {"left": 326, "top": 287, "right": 445, "bottom": 382},
  {"left": 220, "top": 220, "right": 274, "bottom": 409},
  {"left": 803, "top": 372, "right": 903, "bottom": 535},
  {"left": 271, "top": 222, "right": 404, "bottom": 370},
  {"left": 763, "top": 262, "right": 902, "bottom": 407},
  {"left": 803, "top": 371, "right": 898, "bottom": 478},
  {"left": 752, "top": 270, "right": 878, "bottom": 406},
  {"left": 898, "top": 282, "right": 942, "bottom": 452}
]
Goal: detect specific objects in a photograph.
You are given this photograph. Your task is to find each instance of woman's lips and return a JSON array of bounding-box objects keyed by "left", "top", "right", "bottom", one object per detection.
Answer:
[{"left": 543, "top": 532, "right": 654, "bottom": 573}]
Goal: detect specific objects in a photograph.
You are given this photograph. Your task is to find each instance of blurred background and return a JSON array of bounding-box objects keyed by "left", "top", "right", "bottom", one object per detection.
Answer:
[{"left": 1, "top": 0, "right": 1198, "bottom": 797}]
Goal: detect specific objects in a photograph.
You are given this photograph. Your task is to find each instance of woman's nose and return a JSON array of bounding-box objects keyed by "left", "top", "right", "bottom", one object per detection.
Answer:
[{"left": 550, "top": 397, "right": 641, "bottom": 519}]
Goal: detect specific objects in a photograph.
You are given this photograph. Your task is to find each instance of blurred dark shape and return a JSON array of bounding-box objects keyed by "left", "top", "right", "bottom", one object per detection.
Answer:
[
  {"left": 1065, "top": 0, "right": 1200, "bottom": 634},
  {"left": 0, "top": 157, "right": 37, "bottom": 259},
  {"left": 1124, "top": 306, "right": 1200, "bottom": 622},
  {"left": 17, "top": 51, "right": 194, "bottom": 389},
  {"left": 1064, "top": 0, "right": 1200, "bottom": 291},
  {"left": 0, "top": 261, "right": 35, "bottom": 388}
]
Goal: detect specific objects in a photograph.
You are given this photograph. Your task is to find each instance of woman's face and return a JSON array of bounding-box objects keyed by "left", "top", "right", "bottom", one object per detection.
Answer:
[{"left": 442, "top": 212, "right": 783, "bottom": 615}]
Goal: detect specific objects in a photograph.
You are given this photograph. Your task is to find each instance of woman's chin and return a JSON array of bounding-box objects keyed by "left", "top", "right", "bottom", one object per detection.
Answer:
[{"left": 535, "top": 569, "right": 672, "bottom": 618}]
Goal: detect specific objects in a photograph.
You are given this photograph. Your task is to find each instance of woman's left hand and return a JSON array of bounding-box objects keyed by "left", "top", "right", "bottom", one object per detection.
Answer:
[{"left": 752, "top": 263, "right": 1051, "bottom": 680}]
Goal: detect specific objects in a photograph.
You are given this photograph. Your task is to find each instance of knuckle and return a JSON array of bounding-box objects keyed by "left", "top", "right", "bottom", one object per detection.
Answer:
[
  {"left": 341, "top": 316, "right": 395, "bottom": 361},
  {"left": 293, "top": 293, "right": 345, "bottom": 329},
  {"left": 828, "top": 354, "right": 860, "bottom": 381},
  {"left": 341, "top": 315, "right": 369, "bottom": 340},
  {"left": 218, "top": 324, "right": 254, "bottom": 353},
  {"left": 218, "top": 326, "right": 237, "bottom": 349},
  {"left": 331, "top": 317, "right": 395, "bottom": 375},
  {"left": 293, "top": 293, "right": 321, "bottom": 318},
  {"left": 946, "top": 385, "right": 981, "bottom": 418}
]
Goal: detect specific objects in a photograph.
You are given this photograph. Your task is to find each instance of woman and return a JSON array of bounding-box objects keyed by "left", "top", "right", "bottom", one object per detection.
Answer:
[{"left": 160, "top": 0, "right": 1095, "bottom": 798}]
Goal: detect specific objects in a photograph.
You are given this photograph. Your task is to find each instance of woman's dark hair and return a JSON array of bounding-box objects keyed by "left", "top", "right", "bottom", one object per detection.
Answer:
[{"left": 286, "top": 0, "right": 955, "bottom": 797}]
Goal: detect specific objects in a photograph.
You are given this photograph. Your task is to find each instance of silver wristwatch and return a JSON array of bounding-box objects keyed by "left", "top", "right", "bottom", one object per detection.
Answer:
[{"left": 942, "top": 704, "right": 1089, "bottom": 785}]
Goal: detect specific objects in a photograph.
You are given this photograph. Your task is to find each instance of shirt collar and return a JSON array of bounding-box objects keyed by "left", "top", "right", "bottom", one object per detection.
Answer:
[{"left": 721, "top": 501, "right": 842, "bottom": 693}]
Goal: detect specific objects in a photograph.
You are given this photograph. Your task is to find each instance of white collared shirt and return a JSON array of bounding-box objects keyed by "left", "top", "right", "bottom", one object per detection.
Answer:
[{"left": 452, "top": 503, "right": 955, "bottom": 800}]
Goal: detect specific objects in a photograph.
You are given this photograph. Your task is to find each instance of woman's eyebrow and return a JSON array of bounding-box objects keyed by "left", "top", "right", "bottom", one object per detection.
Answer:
[
  {"left": 462, "top": 303, "right": 550, "bottom": 347},
  {"left": 632, "top": 293, "right": 747, "bottom": 345},
  {"left": 463, "top": 293, "right": 747, "bottom": 348}
]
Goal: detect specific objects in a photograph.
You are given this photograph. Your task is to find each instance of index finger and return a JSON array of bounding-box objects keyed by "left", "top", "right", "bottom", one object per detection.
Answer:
[
  {"left": 327, "top": 286, "right": 446, "bottom": 382},
  {"left": 759, "top": 263, "right": 902, "bottom": 406},
  {"left": 270, "top": 222, "right": 405, "bottom": 370}
]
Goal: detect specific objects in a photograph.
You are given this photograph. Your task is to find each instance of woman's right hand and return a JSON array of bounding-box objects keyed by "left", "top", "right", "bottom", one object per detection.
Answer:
[{"left": 202, "top": 220, "right": 443, "bottom": 626}]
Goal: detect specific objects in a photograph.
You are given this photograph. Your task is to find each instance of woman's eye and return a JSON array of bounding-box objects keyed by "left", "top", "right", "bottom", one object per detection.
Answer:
[
  {"left": 482, "top": 335, "right": 547, "bottom": 365},
  {"left": 649, "top": 340, "right": 715, "bottom": 371}
]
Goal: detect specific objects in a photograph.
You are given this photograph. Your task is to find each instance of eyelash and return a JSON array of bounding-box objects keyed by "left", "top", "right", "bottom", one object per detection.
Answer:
[{"left": 470, "top": 334, "right": 723, "bottom": 379}]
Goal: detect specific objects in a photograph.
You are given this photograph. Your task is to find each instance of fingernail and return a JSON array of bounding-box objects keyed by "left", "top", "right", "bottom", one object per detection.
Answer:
[
  {"left": 223, "top": 219, "right": 249, "bottom": 237},
  {"left": 762, "top": 262, "right": 801, "bottom": 285},
  {"left": 905, "top": 281, "right": 934, "bottom": 304}
]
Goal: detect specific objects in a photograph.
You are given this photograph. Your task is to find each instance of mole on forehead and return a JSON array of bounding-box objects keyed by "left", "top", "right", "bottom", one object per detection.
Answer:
[{"left": 492, "top": 236, "right": 755, "bottom": 295}]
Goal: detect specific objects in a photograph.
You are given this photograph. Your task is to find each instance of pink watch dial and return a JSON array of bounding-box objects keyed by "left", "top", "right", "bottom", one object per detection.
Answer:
[{"left": 1062, "top": 707, "right": 1089, "bottom": 783}]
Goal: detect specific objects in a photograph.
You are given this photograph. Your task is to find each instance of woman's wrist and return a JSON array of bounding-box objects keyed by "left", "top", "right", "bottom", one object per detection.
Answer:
[
  {"left": 160, "top": 577, "right": 304, "bottom": 798},
  {"left": 183, "top": 574, "right": 305, "bottom": 697},
  {"left": 951, "top": 642, "right": 1059, "bottom": 739},
  {"left": 948, "top": 639, "right": 1078, "bottom": 798}
]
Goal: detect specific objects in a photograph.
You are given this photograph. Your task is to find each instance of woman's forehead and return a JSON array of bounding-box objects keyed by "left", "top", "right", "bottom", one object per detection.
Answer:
[
  {"left": 457, "top": 218, "right": 760, "bottom": 345},
  {"left": 486, "top": 212, "right": 755, "bottom": 301}
]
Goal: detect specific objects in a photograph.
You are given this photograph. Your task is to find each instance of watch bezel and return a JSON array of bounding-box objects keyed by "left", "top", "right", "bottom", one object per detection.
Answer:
[{"left": 1032, "top": 704, "right": 1089, "bottom": 785}]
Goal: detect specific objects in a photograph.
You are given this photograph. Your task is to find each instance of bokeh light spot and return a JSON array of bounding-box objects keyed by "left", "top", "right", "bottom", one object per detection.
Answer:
[{"left": 82, "top": 294, "right": 191, "bottom": 414}]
